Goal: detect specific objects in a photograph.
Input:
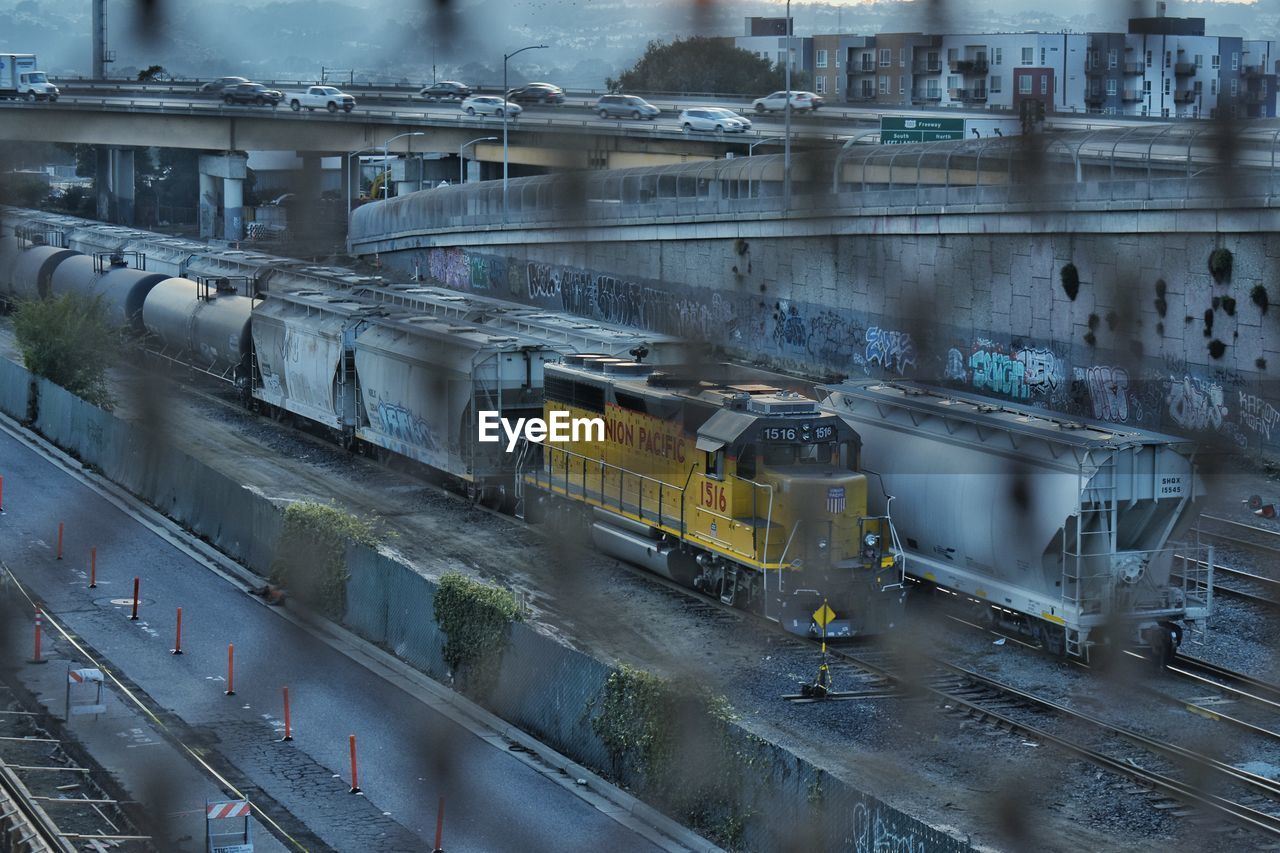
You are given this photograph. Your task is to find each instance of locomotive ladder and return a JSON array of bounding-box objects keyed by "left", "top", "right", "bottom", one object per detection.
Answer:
[{"left": 1062, "top": 453, "right": 1118, "bottom": 657}]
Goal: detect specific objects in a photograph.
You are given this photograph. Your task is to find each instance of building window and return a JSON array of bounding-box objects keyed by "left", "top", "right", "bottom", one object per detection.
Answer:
[
  {"left": 1231, "top": 78, "right": 1239, "bottom": 97},
  {"left": 927, "top": 80, "right": 941, "bottom": 98},
  {"left": 1195, "top": 54, "right": 1203, "bottom": 68},
  {"left": 1163, "top": 78, "right": 1170, "bottom": 95},
  {"left": 1108, "top": 49, "right": 1117, "bottom": 69},
  {"left": 816, "top": 76, "right": 826, "bottom": 93},
  {"left": 947, "top": 48, "right": 958, "bottom": 65},
  {"left": 1040, "top": 47, "right": 1046, "bottom": 65},
  {"left": 1194, "top": 80, "right": 1202, "bottom": 93},
  {"left": 1211, "top": 78, "right": 1217, "bottom": 95},
  {"left": 1143, "top": 79, "right": 1151, "bottom": 94},
  {"left": 1232, "top": 52, "right": 1240, "bottom": 71},
  {"left": 879, "top": 48, "right": 891, "bottom": 67},
  {"left": 816, "top": 49, "right": 828, "bottom": 68},
  {"left": 1146, "top": 50, "right": 1152, "bottom": 68},
  {"left": 1165, "top": 51, "right": 1171, "bottom": 68},
  {"left": 1022, "top": 47, "right": 1033, "bottom": 65},
  {"left": 1018, "top": 74, "right": 1032, "bottom": 94},
  {"left": 900, "top": 76, "right": 906, "bottom": 95},
  {"left": 947, "top": 75, "right": 961, "bottom": 90},
  {"left": 879, "top": 75, "right": 890, "bottom": 94},
  {"left": 899, "top": 48, "right": 906, "bottom": 67},
  {"left": 994, "top": 47, "right": 1002, "bottom": 65},
  {"left": 1106, "top": 79, "right": 1117, "bottom": 95},
  {"left": 990, "top": 75, "right": 1002, "bottom": 93},
  {"left": 1212, "top": 54, "right": 1220, "bottom": 69},
  {"left": 1040, "top": 74, "right": 1048, "bottom": 95},
  {"left": 1161, "top": 107, "right": 1169, "bottom": 117},
  {"left": 836, "top": 75, "right": 842, "bottom": 92}
]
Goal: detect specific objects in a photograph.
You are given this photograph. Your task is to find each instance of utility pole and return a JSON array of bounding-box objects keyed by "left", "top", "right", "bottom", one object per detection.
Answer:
[
  {"left": 783, "top": 0, "right": 792, "bottom": 210},
  {"left": 92, "top": 0, "right": 109, "bottom": 78}
]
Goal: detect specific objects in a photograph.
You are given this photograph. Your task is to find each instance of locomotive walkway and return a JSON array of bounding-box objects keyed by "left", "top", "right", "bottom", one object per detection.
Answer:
[{"left": 0, "top": 419, "right": 703, "bottom": 852}]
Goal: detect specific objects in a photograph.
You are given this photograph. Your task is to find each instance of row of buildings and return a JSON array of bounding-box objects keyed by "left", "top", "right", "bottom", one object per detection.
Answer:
[{"left": 734, "top": 8, "right": 1276, "bottom": 119}]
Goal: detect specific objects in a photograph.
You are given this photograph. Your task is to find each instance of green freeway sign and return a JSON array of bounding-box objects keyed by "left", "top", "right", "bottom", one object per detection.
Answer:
[{"left": 879, "top": 116, "right": 967, "bottom": 144}]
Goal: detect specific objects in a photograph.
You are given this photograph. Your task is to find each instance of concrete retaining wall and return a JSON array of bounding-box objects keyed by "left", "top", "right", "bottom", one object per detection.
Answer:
[
  {"left": 0, "top": 363, "right": 970, "bottom": 852},
  {"left": 377, "top": 228, "right": 1280, "bottom": 455}
]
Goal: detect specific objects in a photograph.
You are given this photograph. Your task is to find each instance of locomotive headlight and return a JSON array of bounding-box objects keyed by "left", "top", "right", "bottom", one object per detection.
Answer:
[{"left": 863, "top": 533, "right": 880, "bottom": 549}]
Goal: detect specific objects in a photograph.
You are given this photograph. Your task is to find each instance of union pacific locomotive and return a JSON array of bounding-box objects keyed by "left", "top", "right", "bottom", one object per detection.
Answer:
[{"left": 521, "top": 355, "right": 907, "bottom": 637}]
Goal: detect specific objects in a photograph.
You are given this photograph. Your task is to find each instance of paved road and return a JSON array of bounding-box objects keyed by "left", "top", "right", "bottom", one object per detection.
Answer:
[{"left": 0, "top": 423, "right": 669, "bottom": 853}]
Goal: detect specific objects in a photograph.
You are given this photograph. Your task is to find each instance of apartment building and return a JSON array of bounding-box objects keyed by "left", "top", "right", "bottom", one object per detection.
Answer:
[
  {"left": 754, "top": 11, "right": 1277, "bottom": 118},
  {"left": 736, "top": 16, "right": 814, "bottom": 78}
]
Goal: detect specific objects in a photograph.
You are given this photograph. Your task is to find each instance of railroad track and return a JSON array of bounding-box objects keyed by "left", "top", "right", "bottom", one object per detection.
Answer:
[
  {"left": 1197, "top": 514, "right": 1280, "bottom": 558},
  {"left": 0, "top": 751, "right": 71, "bottom": 853},
  {"left": 804, "top": 643, "right": 1280, "bottom": 841}
]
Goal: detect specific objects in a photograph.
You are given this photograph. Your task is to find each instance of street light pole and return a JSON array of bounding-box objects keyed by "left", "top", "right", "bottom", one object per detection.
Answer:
[
  {"left": 783, "top": 0, "right": 792, "bottom": 210},
  {"left": 460, "top": 136, "right": 499, "bottom": 184},
  {"left": 382, "top": 131, "right": 426, "bottom": 200},
  {"left": 503, "top": 43, "right": 548, "bottom": 222},
  {"left": 749, "top": 135, "right": 787, "bottom": 156}
]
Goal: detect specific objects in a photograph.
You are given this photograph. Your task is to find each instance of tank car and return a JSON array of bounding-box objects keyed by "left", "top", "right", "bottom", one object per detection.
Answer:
[
  {"left": 820, "top": 380, "right": 1212, "bottom": 661},
  {"left": 142, "top": 277, "right": 254, "bottom": 380},
  {"left": 521, "top": 359, "right": 906, "bottom": 637},
  {"left": 48, "top": 253, "right": 171, "bottom": 333}
]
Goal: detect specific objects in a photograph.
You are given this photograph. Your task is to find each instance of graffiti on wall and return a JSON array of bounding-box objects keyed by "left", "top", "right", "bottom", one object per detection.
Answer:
[
  {"left": 958, "top": 339, "right": 1064, "bottom": 401},
  {"left": 767, "top": 303, "right": 866, "bottom": 369},
  {"left": 1167, "top": 375, "right": 1229, "bottom": 432},
  {"left": 1072, "top": 365, "right": 1132, "bottom": 422},
  {"left": 424, "top": 247, "right": 499, "bottom": 291},
  {"left": 1240, "top": 391, "right": 1280, "bottom": 441},
  {"left": 852, "top": 801, "right": 943, "bottom": 853},
  {"left": 864, "top": 326, "right": 917, "bottom": 375}
]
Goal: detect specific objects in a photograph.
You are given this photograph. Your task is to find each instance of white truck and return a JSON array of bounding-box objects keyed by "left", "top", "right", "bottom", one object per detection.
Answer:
[
  {"left": 0, "top": 54, "right": 59, "bottom": 101},
  {"left": 285, "top": 85, "right": 355, "bottom": 113}
]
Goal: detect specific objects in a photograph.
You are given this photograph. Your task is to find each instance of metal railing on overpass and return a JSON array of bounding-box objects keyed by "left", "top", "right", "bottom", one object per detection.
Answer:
[{"left": 349, "top": 122, "right": 1280, "bottom": 247}]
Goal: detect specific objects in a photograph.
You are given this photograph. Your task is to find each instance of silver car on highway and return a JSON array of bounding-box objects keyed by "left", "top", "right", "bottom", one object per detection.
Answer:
[
  {"left": 460, "top": 95, "right": 522, "bottom": 117},
  {"left": 678, "top": 107, "right": 752, "bottom": 133}
]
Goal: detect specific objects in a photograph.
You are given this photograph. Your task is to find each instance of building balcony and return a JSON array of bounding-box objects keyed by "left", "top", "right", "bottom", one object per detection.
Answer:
[
  {"left": 953, "top": 58, "right": 989, "bottom": 75},
  {"left": 912, "top": 88, "right": 942, "bottom": 101},
  {"left": 912, "top": 60, "right": 941, "bottom": 73},
  {"left": 1246, "top": 89, "right": 1271, "bottom": 104},
  {"left": 1173, "top": 61, "right": 1196, "bottom": 76},
  {"left": 853, "top": 62, "right": 875, "bottom": 74},
  {"left": 1122, "top": 89, "right": 1142, "bottom": 101},
  {"left": 1173, "top": 89, "right": 1196, "bottom": 103},
  {"left": 1084, "top": 90, "right": 1106, "bottom": 104},
  {"left": 949, "top": 87, "right": 986, "bottom": 101},
  {"left": 1123, "top": 62, "right": 1144, "bottom": 75},
  {"left": 1243, "top": 63, "right": 1266, "bottom": 77},
  {"left": 848, "top": 90, "right": 877, "bottom": 101}
]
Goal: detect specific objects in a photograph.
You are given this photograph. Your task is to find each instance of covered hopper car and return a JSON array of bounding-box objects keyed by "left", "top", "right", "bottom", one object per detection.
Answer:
[{"left": 820, "top": 380, "right": 1213, "bottom": 662}]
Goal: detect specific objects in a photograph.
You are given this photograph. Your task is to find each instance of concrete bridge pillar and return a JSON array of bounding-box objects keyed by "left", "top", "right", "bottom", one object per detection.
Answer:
[
  {"left": 198, "top": 172, "right": 217, "bottom": 239},
  {"left": 197, "top": 153, "right": 249, "bottom": 242},
  {"left": 95, "top": 147, "right": 111, "bottom": 221},
  {"left": 111, "top": 147, "right": 135, "bottom": 226}
]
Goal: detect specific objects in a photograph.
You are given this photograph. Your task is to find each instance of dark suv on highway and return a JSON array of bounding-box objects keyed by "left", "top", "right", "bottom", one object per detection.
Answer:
[
  {"left": 505, "top": 83, "right": 565, "bottom": 105},
  {"left": 223, "top": 82, "right": 283, "bottom": 106},
  {"left": 200, "top": 76, "right": 248, "bottom": 95}
]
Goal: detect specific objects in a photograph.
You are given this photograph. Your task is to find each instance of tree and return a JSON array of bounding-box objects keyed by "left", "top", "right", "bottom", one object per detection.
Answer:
[
  {"left": 607, "top": 37, "right": 805, "bottom": 97},
  {"left": 0, "top": 172, "right": 51, "bottom": 207},
  {"left": 137, "top": 65, "right": 170, "bottom": 82},
  {"left": 13, "top": 293, "right": 119, "bottom": 408}
]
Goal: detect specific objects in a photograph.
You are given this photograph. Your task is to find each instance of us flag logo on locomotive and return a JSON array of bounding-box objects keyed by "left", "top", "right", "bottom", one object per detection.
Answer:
[{"left": 826, "top": 486, "right": 846, "bottom": 514}]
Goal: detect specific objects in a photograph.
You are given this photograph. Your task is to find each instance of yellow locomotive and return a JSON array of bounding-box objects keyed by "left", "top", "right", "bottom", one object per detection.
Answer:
[{"left": 520, "top": 356, "right": 906, "bottom": 637}]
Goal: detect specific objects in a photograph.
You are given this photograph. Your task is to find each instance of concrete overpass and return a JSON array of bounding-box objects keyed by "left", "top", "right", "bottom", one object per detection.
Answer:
[{"left": 344, "top": 122, "right": 1280, "bottom": 457}]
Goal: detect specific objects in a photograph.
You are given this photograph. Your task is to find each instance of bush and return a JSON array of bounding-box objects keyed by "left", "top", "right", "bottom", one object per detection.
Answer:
[
  {"left": 12, "top": 293, "right": 118, "bottom": 408},
  {"left": 1060, "top": 263, "right": 1080, "bottom": 301},
  {"left": 269, "top": 501, "right": 379, "bottom": 619},
  {"left": 1208, "top": 247, "right": 1233, "bottom": 283},
  {"left": 433, "top": 572, "right": 522, "bottom": 681},
  {"left": 589, "top": 665, "right": 755, "bottom": 844}
]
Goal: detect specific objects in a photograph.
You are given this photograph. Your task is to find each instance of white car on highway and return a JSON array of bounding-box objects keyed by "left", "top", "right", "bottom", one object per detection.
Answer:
[
  {"left": 751, "top": 90, "right": 823, "bottom": 113},
  {"left": 460, "top": 95, "right": 522, "bottom": 117},
  {"left": 678, "top": 107, "right": 752, "bottom": 133}
]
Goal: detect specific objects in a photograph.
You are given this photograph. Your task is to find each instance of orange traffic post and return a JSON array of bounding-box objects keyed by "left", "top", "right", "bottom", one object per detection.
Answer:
[
  {"left": 29, "top": 608, "right": 46, "bottom": 664},
  {"left": 433, "top": 796, "right": 445, "bottom": 852},
  {"left": 56, "top": 521, "right": 63, "bottom": 560},
  {"left": 348, "top": 734, "right": 360, "bottom": 794},
  {"left": 89, "top": 547, "right": 97, "bottom": 589},
  {"left": 172, "top": 607, "right": 183, "bottom": 655},
  {"left": 225, "top": 644, "right": 235, "bottom": 696},
  {"left": 130, "top": 577, "right": 140, "bottom": 621},
  {"left": 282, "top": 687, "right": 292, "bottom": 741}
]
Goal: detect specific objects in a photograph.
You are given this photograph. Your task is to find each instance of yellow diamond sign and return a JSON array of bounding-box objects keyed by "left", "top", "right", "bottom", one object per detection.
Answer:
[{"left": 813, "top": 603, "right": 836, "bottom": 629}]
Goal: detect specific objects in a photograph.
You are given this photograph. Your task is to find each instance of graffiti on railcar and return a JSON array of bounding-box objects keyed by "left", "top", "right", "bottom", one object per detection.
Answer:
[{"left": 377, "top": 403, "right": 441, "bottom": 453}]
